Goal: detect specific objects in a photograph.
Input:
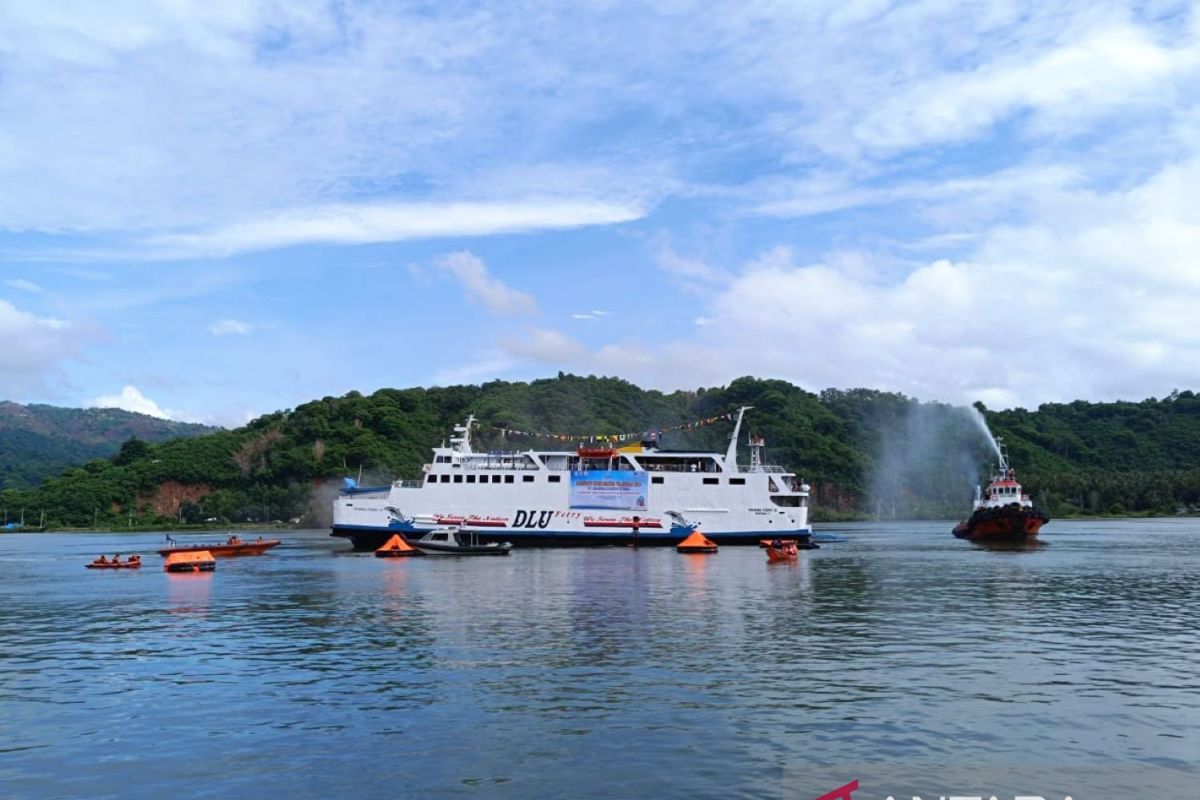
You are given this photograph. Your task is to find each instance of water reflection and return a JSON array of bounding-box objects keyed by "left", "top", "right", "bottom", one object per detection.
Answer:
[
  {"left": 972, "top": 539, "right": 1048, "bottom": 552},
  {"left": 679, "top": 551, "right": 711, "bottom": 599},
  {"left": 165, "top": 571, "right": 212, "bottom": 617}
]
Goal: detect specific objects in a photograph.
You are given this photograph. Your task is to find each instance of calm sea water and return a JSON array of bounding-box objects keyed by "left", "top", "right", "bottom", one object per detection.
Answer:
[{"left": 1, "top": 520, "right": 1197, "bottom": 799}]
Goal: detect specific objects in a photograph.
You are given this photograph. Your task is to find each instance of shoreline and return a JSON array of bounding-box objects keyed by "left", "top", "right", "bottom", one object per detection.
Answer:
[{"left": 8, "top": 522, "right": 301, "bottom": 535}]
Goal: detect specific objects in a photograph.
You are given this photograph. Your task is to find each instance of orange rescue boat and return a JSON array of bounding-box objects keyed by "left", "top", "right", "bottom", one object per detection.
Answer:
[
  {"left": 157, "top": 534, "right": 280, "bottom": 557},
  {"left": 86, "top": 555, "right": 143, "bottom": 570}
]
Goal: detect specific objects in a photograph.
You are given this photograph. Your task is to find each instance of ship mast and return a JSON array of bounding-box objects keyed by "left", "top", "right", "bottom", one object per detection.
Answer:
[
  {"left": 748, "top": 431, "right": 765, "bottom": 471},
  {"left": 723, "top": 406, "right": 752, "bottom": 474},
  {"left": 451, "top": 415, "right": 475, "bottom": 454}
]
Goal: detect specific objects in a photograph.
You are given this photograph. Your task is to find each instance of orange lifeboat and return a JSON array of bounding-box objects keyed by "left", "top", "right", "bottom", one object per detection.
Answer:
[
  {"left": 164, "top": 550, "right": 216, "bottom": 573},
  {"left": 375, "top": 534, "right": 420, "bottom": 558},
  {"left": 676, "top": 531, "right": 718, "bottom": 554}
]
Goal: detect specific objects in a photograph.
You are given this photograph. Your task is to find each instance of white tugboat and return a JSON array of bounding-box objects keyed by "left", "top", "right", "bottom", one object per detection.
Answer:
[{"left": 332, "top": 408, "right": 812, "bottom": 549}]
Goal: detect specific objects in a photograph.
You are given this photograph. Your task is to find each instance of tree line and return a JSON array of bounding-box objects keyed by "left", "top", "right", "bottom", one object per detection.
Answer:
[{"left": 4, "top": 376, "right": 1200, "bottom": 528}]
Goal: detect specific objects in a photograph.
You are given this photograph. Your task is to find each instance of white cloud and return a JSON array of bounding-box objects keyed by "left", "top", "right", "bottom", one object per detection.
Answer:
[
  {"left": 853, "top": 24, "right": 1196, "bottom": 153},
  {"left": 497, "top": 150, "right": 1200, "bottom": 407},
  {"left": 435, "top": 251, "right": 537, "bottom": 316},
  {"left": 0, "top": 2, "right": 1192, "bottom": 270},
  {"left": 571, "top": 309, "right": 611, "bottom": 320},
  {"left": 655, "top": 242, "right": 727, "bottom": 285},
  {"left": 0, "top": 299, "right": 81, "bottom": 396},
  {"left": 4, "top": 278, "right": 43, "bottom": 293},
  {"left": 0, "top": 2, "right": 663, "bottom": 244},
  {"left": 502, "top": 328, "right": 585, "bottom": 362},
  {"left": 2, "top": 1, "right": 1198, "bottom": 416},
  {"left": 210, "top": 318, "right": 253, "bottom": 336},
  {"left": 142, "top": 200, "right": 644, "bottom": 259},
  {"left": 430, "top": 354, "right": 518, "bottom": 386},
  {"left": 752, "top": 166, "right": 1080, "bottom": 222},
  {"left": 89, "top": 385, "right": 171, "bottom": 419}
]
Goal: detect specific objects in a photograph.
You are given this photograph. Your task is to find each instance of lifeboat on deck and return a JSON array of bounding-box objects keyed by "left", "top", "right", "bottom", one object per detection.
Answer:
[
  {"left": 375, "top": 534, "right": 420, "bottom": 558},
  {"left": 676, "top": 530, "right": 718, "bottom": 554},
  {"left": 164, "top": 550, "right": 216, "bottom": 573},
  {"left": 576, "top": 446, "right": 617, "bottom": 459}
]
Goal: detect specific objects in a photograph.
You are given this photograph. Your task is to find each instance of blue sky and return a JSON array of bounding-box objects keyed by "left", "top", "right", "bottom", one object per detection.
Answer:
[{"left": 2, "top": 1, "right": 1199, "bottom": 425}]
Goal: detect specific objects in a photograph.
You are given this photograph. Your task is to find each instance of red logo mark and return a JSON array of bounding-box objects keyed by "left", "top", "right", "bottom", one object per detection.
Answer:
[{"left": 814, "top": 780, "right": 859, "bottom": 800}]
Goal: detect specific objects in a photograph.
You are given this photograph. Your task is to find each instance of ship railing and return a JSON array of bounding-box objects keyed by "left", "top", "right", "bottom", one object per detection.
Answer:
[
  {"left": 637, "top": 464, "right": 722, "bottom": 473},
  {"left": 393, "top": 480, "right": 425, "bottom": 489},
  {"left": 736, "top": 465, "right": 787, "bottom": 473},
  {"left": 459, "top": 462, "right": 540, "bottom": 471}
]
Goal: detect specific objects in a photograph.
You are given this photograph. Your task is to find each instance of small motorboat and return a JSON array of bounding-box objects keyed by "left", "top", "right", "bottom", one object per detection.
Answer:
[
  {"left": 764, "top": 540, "right": 799, "bottom": 562},
  {"left": 375, "top": 533, "right": 421, "bottom": 558},
  {"left": 413, "top": 528, "right": 512, "bottom": 556},
  {"left": 164, "top": 550, "right": 216, "bottom": 573},
  {"left": 676, "top": 530, "right": 718, "bottom": 554},
  {"left": 757, "top": 537, "right": 819, "bottom": 550},
  {"left": 157, "top": 534, "right": 280, "bottom": 557},
  {"left": 86, "top": 555, "right": 143, "bottom": 570}
]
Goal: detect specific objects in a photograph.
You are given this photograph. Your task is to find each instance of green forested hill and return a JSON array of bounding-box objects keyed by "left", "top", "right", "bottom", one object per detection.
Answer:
[
  {"left": 3, "top": 376, "right": 1199, "bottom": 529},
  {"left": 986, "top": 391, "right": 1200, "bottom": 515},
  {"left": 0, "top": 402, "right": 217, "bottom": 490}
]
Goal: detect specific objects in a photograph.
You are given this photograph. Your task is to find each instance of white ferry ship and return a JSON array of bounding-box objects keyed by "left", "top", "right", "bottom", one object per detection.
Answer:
[{"left": 331, "top": 407, "right": 811, "bottom": 549}]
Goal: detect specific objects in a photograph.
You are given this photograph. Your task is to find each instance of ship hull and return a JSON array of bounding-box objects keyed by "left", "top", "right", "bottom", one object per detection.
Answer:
[
  {"left": 332, "top": 524, "right": 812, "bottom": 551},
  {"left": 332, "top": 414, "right": 812, "bottom": 551},
  {"left": 953, "top": 506, "right": 1048, "bottom": 541}
]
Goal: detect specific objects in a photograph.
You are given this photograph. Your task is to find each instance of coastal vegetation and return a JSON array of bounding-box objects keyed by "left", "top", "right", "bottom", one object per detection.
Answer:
[
  {"left": 0, "top": 402, "right": 215, "bottom": 490},
  {"left": 3, "top": 376, "right": 1200, "bottom": 529}
]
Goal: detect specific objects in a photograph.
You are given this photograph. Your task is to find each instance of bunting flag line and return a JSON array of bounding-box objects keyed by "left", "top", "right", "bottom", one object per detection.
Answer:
[{"left": 486, "top": 411, "right": 739, "bottom": 444}]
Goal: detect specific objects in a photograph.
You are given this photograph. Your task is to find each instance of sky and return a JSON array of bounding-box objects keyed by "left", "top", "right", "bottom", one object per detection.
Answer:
[{"left": 1, "top": 0, "right": 1199, "bottom": 426}]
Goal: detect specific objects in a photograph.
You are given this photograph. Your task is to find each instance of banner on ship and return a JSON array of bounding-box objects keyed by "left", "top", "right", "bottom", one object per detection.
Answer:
[{"left": 569, "top": 470, "right": 648, "bottom": 510}]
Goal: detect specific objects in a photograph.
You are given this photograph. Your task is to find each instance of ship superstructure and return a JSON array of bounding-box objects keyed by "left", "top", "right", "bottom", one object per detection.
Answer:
[{"left": 332, "top": 407, "right": 812, "bottom": 549}]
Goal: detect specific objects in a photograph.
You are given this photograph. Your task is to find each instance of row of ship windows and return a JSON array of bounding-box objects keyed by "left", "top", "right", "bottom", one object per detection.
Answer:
[{"left": 425, "top": 474, "right": 749, "bottom": 486}]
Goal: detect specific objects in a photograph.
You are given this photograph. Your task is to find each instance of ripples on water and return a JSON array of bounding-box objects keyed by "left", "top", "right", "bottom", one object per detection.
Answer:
[{"left": 1, "top": 520, "right": 1197, "bottom": 799}]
